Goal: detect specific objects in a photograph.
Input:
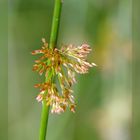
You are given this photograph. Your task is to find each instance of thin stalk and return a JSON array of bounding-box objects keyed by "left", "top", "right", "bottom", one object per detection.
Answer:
[
  {"left": 39, "top": 0, "right": 62, "bottom": 140},
  {"left": 39, "top": 100, "right": 50, "bottom": 140},
  {"left": 49, "top": 0, "right": 62, "bottom": 49}
]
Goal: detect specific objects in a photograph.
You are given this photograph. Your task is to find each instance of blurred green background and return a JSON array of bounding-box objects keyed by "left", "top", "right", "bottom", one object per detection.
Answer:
[{"left": 1, "top": 0, "right": 133, "bottom": 140}]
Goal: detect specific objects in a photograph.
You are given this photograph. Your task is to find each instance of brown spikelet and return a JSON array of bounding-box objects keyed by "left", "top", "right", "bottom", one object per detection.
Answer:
[{"left": 32, "top": 38, "right": 96, "bottom": 114}]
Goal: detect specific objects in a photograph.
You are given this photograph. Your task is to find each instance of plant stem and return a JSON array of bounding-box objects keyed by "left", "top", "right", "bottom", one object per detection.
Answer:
[
  {"left": 39, "top": 100, "right": 50, "bottom": 140},
  {"left": 49, "top": 0, "right": 62, "bottom": 49},
  {"left": 39, "top": 0, "right": 62, "bottom": 140}
]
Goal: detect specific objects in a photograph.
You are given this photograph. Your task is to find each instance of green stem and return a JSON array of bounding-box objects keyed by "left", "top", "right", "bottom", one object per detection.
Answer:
[
  {"left": 39, "top": 0, "right": 62, "bottom": 140},
  {"left": 49, "top": 0, "right": 62, "bottom": 49},
  {"left": 39, "top": 100, "right": 50, "bottom": 140}
]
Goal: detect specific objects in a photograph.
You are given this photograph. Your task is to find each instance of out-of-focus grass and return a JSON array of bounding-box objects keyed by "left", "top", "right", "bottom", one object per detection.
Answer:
[
  {"left": 0, "top": 0, "right": 8, "bottom": 139},
  {"left": 133, "top": 0, "right": 140, "bottom": 140},
  {"left": 6, "top": 0, "right": 132, "bottom": 140}
]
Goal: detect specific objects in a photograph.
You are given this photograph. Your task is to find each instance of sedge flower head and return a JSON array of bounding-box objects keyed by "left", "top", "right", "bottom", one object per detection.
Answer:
[{"left": 32, "top": 38, "right": 96, "bottom": 114}]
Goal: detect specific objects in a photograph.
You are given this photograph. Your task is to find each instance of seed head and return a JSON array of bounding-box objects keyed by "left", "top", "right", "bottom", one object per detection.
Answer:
[{"left": 32, "top": 38, "right": 96, "bottom": 114}]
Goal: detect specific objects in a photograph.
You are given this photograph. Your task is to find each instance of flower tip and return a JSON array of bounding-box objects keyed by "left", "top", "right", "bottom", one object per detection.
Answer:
[
  {"left": 32, "top": 64, "right": 39, "bottom": 71},
  {"left": 92, "top": 63, "right": 97, "bottom": 67},
  {"left": 36, "top": 94, "right": 43, "bottom": 102},
  {"left": 70, "top": 105, "right": 76, "bottom": 113},
  {"left": 35, "top": 60, "right": 41, "bottom": 63},
  {"left": 34, "top": 84, "right": 40, "bottom": 88},
  {"left": 42, "top": 38, "right": 46, "bottom": 43},
  {"left": 31, "top": 51, "right": 36, "bottom": 55}
]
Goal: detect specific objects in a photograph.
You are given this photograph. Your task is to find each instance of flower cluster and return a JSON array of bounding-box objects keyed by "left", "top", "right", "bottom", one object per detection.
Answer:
[{"left": 32, "top": 38, "right": 96, "bottom": 114}]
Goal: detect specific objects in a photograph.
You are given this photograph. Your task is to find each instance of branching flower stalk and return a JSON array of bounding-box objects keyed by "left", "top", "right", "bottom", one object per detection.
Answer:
[{"left": 31, "top": 0, "right": 96, "bottom": 140}]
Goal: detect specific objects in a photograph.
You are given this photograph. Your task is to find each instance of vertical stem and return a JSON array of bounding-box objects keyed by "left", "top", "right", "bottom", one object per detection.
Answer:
[
  {"left": 39, "top": 100, "right": 50, "bottom": 140},
  {"left": 39, "top": 0, "right": 62, "bottom": 140},
  {"left": 49, "top": 0, "right": 62, "bottom": 49}
]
